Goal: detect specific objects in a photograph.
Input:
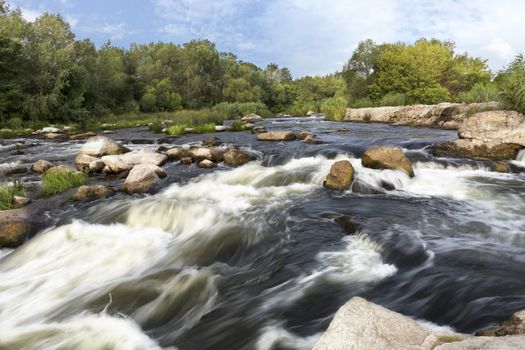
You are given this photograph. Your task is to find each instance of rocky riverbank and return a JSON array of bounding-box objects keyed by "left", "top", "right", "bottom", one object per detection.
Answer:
[{"left": 344, "top": 102, "right": 501, "bottom": 129}]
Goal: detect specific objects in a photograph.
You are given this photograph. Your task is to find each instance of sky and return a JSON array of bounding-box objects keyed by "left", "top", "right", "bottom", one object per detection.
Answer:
[{"left": 6, "top": 0, "right": 525, "bottom": 77}]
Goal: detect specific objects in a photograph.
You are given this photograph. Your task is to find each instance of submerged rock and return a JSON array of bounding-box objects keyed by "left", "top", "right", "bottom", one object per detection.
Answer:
[
  {"left": 362, "top": 146, "right": 415, "bottom": 177},
  {"left": 31, "top": 159, "right": 54, "bottom": 174},
  {"left": 0, "top": 163, "right": 27, "bottom": 176},
  {"left": 122, "top": 164, "right": 166, "bottom": 194},
  {"left": 180, "top": 157, "right": 193, "bottom": 164},
  {"left": 222, "top": 148, "right": 256, "bottom": 167},
  {"left": 73, "top": 185, "right": 113, "bottom": 201},
  {"left": 43, "top": 132, "right": 67, "bottom": 140},
  {"left": 202, "top": 135, "right": 219, "bottom": 146},
  {"left": 79, "top": 136, "right": 130, "bottom": 157},
  {"left": 257, "top": 131, "right": 297, "bottom": 141},
  {"left": 335, "top": 215, "right": 359, "bottom": 234},
  {"left": 323, "top": 160, "right": 354, "bottom": 190}
]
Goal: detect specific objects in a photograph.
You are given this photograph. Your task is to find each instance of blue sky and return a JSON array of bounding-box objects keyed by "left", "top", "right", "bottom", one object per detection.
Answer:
[{"left": 7, "top": 0, "right": 525, "bottom": 77}]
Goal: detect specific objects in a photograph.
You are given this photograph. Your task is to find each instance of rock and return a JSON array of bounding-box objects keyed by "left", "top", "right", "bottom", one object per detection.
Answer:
[
  {"left": 79, "top": 136, "right": 130, "bottom": 157},
  {"left": 313, "top": 297, "right": 468, "bottom": 350},
  {"left": 335, "top": 215, "right": 359, "bottom": 234},
  {"left": 166, "top": 147, "right": 193, "bottom": 160},
  {"left": 180, "top": 157, "right": 193, "bottom": 164},
  {"left": 190, "top": 147, "right": 226, "bottom": 162},
  {"left": 75, "top": 153, "right": 99, "bottom": 171},
  {"left": 0, "top": 163, "right": 27, "bottom": 176},
  {"left": 101, "top": 150, "right": 167, "bottom": 174},
  {"left": 430, "top": 139, "right": 522, "bottom": 161},
  {"left": 198, "top": 159, "right": 217, "bottom": 169},
  {"left": 243, "top": 123, "right": 255, "bottom": 130},
  {"left": 257, "top": 131, "right": 297, "bottom": 141},
  {"left": 435, "top": 335, "right": 525, "bottom": 349},
  {"left": 12, "top": 196, "right": 30, "bottom": 208},
  {"left": 477, "top": 309, "right": 525, "bottom": 336},
  {"left": 73, "top": 185, "right": 113, "bottom": 201},
  {"left": 0, "top": 209, "right": 32, "bottom": 248},
  {"left": 337, "top": 128, "right": 350, "bottom": 132},
  {"left": 31, "top": 160, "right": 54, "bottom": 174},
  {"left": 323, "top": 160, "right": 354, "bottom": 190},
  {"left": 41, "top": 126, "right": 62, "bottom": 133},
  {"left": 304, "top": 134, "right": 323, "bottom": 144},
  {"left": 202, "top": 135, "right": 219, "bottom": 146},
  {"left": 63, "top": 126, "right": 74, "bottom": 132},
  {"left": 306, "top": 110, "right": 315, "bottom": 116},
  {"left": 69, "top": 132, "right": 96, "bottom": 140},
  {"left": 253, "top": 126, "right": 267, "bottom": 133},
  {"left": 102, "top": 130, "right": 115, "bottom": 134},
  {"left": 362, "top": 146, "right": 415, "bottom": 177},
  {"left": 458, "top": 110, "right": 525, "bottom": 146},
  {"left": 223, "top": 148, "right": 256, "bottom": 166},
  {"left": 89, "top": 160, "right": 105, "bottom": 173},
  {"left": 215, "top": 125, "right": 227, "bottom": 132},
  {"left": 101, "top": 123, "right": 116, "bottom": 128},
  {"left": 493, "top": 161, "right": 510, "bottom": 173},
  {"left": 185, "top": 127, "right": 194, "bottom": 133},
  {"left": 122, "top": 164, "right": 166, "bottom": 194},
  {"left": 298, "top": 131, "right": 314, "bottom": 140},
  {"left": 43, "top": 132, "right": 67, "bottom": 140},
  {"left": 241, "top": 113, "right": 262, "bottom": 123}
]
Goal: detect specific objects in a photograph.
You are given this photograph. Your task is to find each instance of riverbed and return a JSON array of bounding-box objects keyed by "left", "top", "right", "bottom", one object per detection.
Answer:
[{"left": 1, "top": 116, "right": 524, "bottom": 349}]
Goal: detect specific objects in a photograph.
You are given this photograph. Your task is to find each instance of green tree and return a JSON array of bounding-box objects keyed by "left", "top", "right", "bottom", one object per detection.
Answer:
[{"left": 497, "top": 54, "right": 525, "bottom": 114}]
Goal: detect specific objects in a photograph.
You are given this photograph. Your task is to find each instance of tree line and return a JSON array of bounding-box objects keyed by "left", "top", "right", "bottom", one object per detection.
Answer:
[{"left": 1, "top": 0, "right": 524, "bottom": 128}]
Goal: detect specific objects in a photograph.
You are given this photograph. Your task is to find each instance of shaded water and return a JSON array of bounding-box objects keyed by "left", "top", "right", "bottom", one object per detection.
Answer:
[{"left": 1, "top": 117, "right": 525, "bottom": 349}]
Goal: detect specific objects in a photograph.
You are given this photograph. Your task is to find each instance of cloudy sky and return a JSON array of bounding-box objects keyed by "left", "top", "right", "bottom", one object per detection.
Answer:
[{"left": 7, "top": 0, "right": 524, "bottom": 77}]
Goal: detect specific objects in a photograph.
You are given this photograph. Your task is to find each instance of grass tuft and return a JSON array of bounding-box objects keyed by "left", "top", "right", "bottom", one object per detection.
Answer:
[
  {"left": 193, "top": 123, "right": 216, "bottom": 134},
  {"left": 0, "top": 181, "right": 27, "bottom": 210},
  {"left": 166, "top": 124, "right": 188, "bottom": 136},
  {"left": 40, "top": 167, "right": 88, "bottom": 196},
  {"left": 229, "top": 120, "right": 245, "bottom": 131}
]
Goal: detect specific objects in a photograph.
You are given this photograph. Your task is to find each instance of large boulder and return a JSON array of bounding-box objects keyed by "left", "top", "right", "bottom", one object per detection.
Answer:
[
  {"left": 257, "top": 131, "right": 297, "bottom": 141},
  {"left": 190, "top": 147, "right": 226, "bottom": 162},
  {"left": 477, "top": 309, "right": 525, "bottom": 336},
  {"left": 89, "top": 160, "right": 105, "bottom": 173},
  {"left": 0, "top": 209, "right": 33, "bottom": 248},
  {"left": 31, "top": 159, "right": 54, "bottom": 174},
  {"left": 75, "top": 153, "right": 99, "bottom": 171},
  {"left": 241, "top": 113, "right": 262, "bottom": 123},
  {"left": 314, "top": 297, "right": 467, "bottom": 350},
  {"left": 101, "top": 150, "right": 167, "bottom": 174},
  {"left": 122, "top": 164, "right": 166, "bottom": 194},
  {"left": 323, "top": 160, "right": 354, "bottom": 190},
  {"left": 223, "top": 148, "right": 256, "bottom": 167},
  {"left": 79, "top": 136, "right": 130, "bottom": 157},
  {"left": 73, "top": 185, "right": 113, "bottom": 201},
  {"left": 435, "top": 335, "right": 525, "bottom": 349},
  {"left": 166, "top": 147, "right": 192, "bottom": 160},
  {"left": 458, "top": 110, "right": 525, "bottom": 146},
  {"left": 362, "top": 146, "right": 415, "bottom": 177},
  {"left": 430, "top": 139, "right": 522, "bottom": 161}
]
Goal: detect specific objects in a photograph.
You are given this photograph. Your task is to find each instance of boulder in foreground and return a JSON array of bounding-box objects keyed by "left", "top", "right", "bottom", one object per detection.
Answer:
[
  {"left": 79, "top": 136, "right": 130, "bottom": 157},
  {"left": 0, "top": 208, "right": 33, "bottom": 248},
  {"left": 362, "top": 146, "right": 414, "bottom": 177},
  {"left": 122, "top": 164, "right": 166, "bottom": 194},
  {"left": 257, "top": 131, "right": 297, "bottom": 141},
  {"left": 31, "top": 159, "right": 54, "bottom": 174},
  {"left": 101, "top": 150, "right": 167, "bottom": 174},
  {"left": 222, "top": 148, "right": 256, "bottom": 166},
  {"left": 323, "top": 160, "right": 354, "bottom": 190},
  {"left": 458, "top": 110, "right": 525, "bottom": 146},
  {"left": 477, "top": 309, "right": 525, "bottom": 336},
  {"left": 74, "top": 185, "right": 113, "bottom": 201}
]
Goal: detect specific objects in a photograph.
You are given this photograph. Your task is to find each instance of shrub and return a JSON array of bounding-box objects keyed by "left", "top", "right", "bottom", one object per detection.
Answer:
[
  {"left": 166, "top": 124, "right": 188, "bottom": 136},
  {"left": 350, "top": 98, "right": 375, "bottom": 108},
  {"left": 0, "top": 181, "right": 27, "bottom": 210},
  {"left": 321, "top": 97, "right": 348, "bottom": 121},
  {"left": 149, "top": 121, "right": 163, "bottom": 133},
  {"left": 229, "top": 120, "right": 244, "bottom": 131},
  {"left": 380, "top": 92, "right": 406, "bottom": 106},
  {"left": 211, "top": 102, "right": 271, "bottom": 119},
  {"left": 406, "top": 86, "right": 451, "bottom": 105},
  {"left": 7, "top": 117, "right": 23, "bottom": 129},
  {"left": 41, "top": 167, "right": 88, "bottom": 196},
  {"left": 457, "top": 83, "right": 500, "bottom": 103},
  {"left": 193, "top": 123, "right": 216, "bottom": 134},
  {"left": 498, "top": 54, "right": 525, "bottom": 114}
]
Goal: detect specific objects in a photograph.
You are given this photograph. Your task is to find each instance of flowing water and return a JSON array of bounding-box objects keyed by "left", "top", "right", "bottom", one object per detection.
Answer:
[{"left": 1, "top": 117, "right": 525, "bottom": 349}]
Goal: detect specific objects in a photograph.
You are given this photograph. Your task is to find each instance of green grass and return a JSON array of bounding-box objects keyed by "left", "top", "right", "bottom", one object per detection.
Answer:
[
  {"left": 229, "top": 120, "right": 245, "bottom": 131},
  {"left": 193, "top": 123, "right": 216, "bottom": 133},
  {"left": 40, "top": 167, "right": 88, "bottom": 196},
  {"left": 0, "top": 181, "right": 27, "bottom": 210},
  {"left": 166, "top": 124, "right": 188, "bottom": 136}
]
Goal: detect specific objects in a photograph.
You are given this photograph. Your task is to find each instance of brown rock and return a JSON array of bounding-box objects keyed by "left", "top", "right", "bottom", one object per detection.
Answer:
[
  {"left": 0, "top": 209, "right": 32, "bottom": 248},
  {"left": 202, "top": 135, "right": 219, "bottom": 146},
  {"left": 180, "top": 157, "right": 193, "bottom": 164},
  {"left": 101, "top": 151, "right": 167, "bottom": 174},
  {"left": 241, "top": 113, "right": 262, "bottom": 123},
  {"left": 31, "top": 160, "right": 54, "bottom": 174},
  {"left": 73, "top": 185, "right": 113, "bottom": 201},
  {"left": 12, "top": 196, "right": 30, "bottom": 208},
  {"left": 166, "top": 147, "right": 193, "bottom": 160},
  {"left": 198, "top": 159, "right": 218, "bottom": 168},
  {"left": 223, "top": 148, "right": 256, "bottom": 166},
  {"left": 323, "top": 160, "right": 354, "bottom": 190},
  {"left": 75, "top": 153, "right": 99, "bottom": 170},
  {"left": 493, "top": 161, "right": 510, "bottom": 173},
  {"left": 257, "top": 131, "right": 297, "bottom": 141},
  {"left": 122, "top": 164, "right": 166, "bottom": 194},
  {"left": 43, "top": 132, "right": 67, "bottom": 140},
  {"left": 458, "top": 110, "right": 525, "bottom": 146},
  {"left": 430, "top": 139, "right": 522, "bottom": 161},
  {"left": 79, "top": 136, "right": 130, "bottom": 157},
  {"left": 298, "top": 131, "right": 314, "bottom": 140},
  {"left": 362, "top": 146, "right": 415, "bottom": 177},
  {"left": 190, "top": 147, "right": 226, "bottom": 162},
  {"left": 477, "top": 309, "right": 525, "bottom": 336},
  {"left": 89, "top": 160, "right": 105, "bottom": 173}
]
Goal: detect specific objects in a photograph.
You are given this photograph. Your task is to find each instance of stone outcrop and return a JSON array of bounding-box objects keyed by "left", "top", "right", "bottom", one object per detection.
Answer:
[
  {"left": 122, "top": 164, "right": 166, "bottom": 194},
  {"left": 323, "top": 160, "right": 354, "bottom": 190},
  {"left": 79, "top": 136, "right": 130, "bottom": 157},
  {"left": 430, "top": 110, "right": 525, "bottom": 160},
  {"left": 101, "top": 150, "right": 167, "bottom": 174},
  {"left": 31, "top": 160, "right": 54, "bottom": 174},
  {"left": 222, "top": 148, "right": 256, "bottom": 166},
  {"left": 257, "top": 131, "right": 297, "bottom": 141},
  {"left": 73, "top": 185, "right": 113, "bottom": 201},
  {"left": 362, "top": 146, "right": 415, "bottom": 177},
  {"left": 344, "top": 102, "right": 500, "bottom": 129}
]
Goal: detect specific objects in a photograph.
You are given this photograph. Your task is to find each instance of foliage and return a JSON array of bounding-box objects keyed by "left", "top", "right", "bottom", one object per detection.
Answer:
[
  {"left": 192, "top": 123, "right": 216, "bottom": 133},
  {"left": 456, "top": 83, "right": 500, "bottom": 103},
  {"left": 40, "top": 167, "right": 87, "bottom": 195},
  {"left": 350, "top": 98, "right": 375, "bottom": 108},
  {"left": 497, "top": 54, "right": 525, "bottom": 114},
  {"left": 405, "top": 86, "right": 451, "bottom": 105},
  {"left": 379, "top": 92, "right": 406, "bottom": 106},
  {"left": 0, "top": 181, "right": 26, "bottom": 210},
  {"left": 211, "top": 101, "right": 271, "bottom": 119},
  {"left": 229, "top": 120, "right": 245, "bottom": 131},
  {"left": 321, "top": 97, "right": 347, "bottom": 121},
  {"left": 166, "top": 124, "right": 187, "bottom": 136}
]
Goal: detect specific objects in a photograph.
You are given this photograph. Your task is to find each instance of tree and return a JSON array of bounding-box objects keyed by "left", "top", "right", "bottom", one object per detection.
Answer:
[{"left": 497, "top": 54, "right": 525, "bottom": 114}]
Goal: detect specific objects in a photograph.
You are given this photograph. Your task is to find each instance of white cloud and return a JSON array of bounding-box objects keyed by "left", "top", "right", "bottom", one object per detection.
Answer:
[
  {"left": 65, "top": 14, "right": 78, "bottom": 28},
  {"left": 19, "top": 6, "right": 40, "bottom": 22}
]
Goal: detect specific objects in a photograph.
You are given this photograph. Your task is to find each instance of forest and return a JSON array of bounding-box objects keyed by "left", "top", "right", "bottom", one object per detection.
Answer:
[{"left": 1, "top": 0, "right": 525, "bottom": 130}]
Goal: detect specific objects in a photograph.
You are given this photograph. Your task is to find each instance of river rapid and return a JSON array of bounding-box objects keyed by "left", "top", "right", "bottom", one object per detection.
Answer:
[{"left": 1, "top": 116, "right": 525, "bottom": 350}]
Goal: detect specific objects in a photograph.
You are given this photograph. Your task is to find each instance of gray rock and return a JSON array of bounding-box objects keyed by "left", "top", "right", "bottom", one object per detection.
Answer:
[
  {"left": 241, "top": 113, "right": 262, "bottom": 123},
  {"left": 101, "top": 150, "right": 167, "bottom": 174},
  {"left": 122, "top": 164, "right": 166, "bottom": 194},
  {"left": 257, "top": 131, "right": 297, "bottom": 141},
  {"left": 190, "top": 147, "right": 226, "bottom": 162},
  {"left": 75, "top": 153, "right": 99, "bottom": 170},
  {"left": 79, "top": 136, "right": 130, "bottom": 157}
]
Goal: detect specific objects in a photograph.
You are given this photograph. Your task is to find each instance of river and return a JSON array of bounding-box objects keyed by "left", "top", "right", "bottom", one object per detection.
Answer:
[{"left": 1, "top": 116, "right": 524, "bottom": 349}]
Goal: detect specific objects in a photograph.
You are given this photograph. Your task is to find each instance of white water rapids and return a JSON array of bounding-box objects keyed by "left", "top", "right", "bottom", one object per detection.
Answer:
[{"left": 0, "top": 153, "right": 523, "bottom": 349}]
